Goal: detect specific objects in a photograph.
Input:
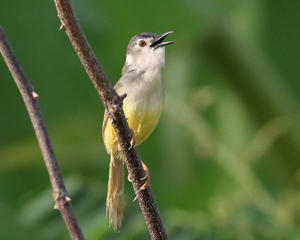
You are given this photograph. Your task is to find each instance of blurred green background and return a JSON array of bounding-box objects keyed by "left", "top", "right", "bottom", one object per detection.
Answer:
[{"left": 1, "top": 0, "right": 300, "bottom": 239}]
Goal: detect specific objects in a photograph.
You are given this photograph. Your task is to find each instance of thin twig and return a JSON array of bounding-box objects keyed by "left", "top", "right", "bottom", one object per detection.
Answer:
[
  {"left": 0, "top": 26, "right": 85, "bottom": 240},
  {"left": 54, "top": 0, "right": 168, "bottom": 239}
]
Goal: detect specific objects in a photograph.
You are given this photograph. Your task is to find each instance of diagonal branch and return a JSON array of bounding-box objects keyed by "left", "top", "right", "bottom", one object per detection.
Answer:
[
  {"left": 0, "top": 26, "right": 85, "bottom": 240},
  {"left": 54, "top": 0, "right": 168, "bottom": 239}
]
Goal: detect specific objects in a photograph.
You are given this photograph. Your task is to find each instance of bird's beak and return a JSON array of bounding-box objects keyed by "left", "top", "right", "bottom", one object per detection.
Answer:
[{"left": 150, "top": 31, "right": 175, "bottom": 48}]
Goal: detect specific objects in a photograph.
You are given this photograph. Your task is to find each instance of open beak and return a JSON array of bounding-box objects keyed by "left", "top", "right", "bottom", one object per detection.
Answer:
[{"left": 150, "top": 31, "right": 175, "bottom": 48}]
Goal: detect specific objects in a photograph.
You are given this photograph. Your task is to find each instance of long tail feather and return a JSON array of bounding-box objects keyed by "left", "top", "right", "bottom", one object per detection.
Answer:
[{"left": 106, "top": 153, "right": 124, "bottom": 231}]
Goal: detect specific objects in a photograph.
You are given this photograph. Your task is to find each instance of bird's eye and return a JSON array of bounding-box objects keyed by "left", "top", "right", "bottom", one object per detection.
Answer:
[{"left": 139, "top": 40, "right": 146, "bottom": 47}]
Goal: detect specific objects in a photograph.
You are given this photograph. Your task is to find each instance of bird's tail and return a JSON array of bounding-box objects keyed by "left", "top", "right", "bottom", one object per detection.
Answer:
[{"left": 106, "top": 152, "right": 124, "bottom": 231}]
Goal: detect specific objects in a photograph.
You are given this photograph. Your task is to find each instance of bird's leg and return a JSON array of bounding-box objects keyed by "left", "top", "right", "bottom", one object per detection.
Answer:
[{"left": 128, "top": 161, "right": 150, "bottom": 193}]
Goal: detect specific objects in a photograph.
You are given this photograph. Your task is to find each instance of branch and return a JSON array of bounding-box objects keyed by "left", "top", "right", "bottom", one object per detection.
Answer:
[
  {"left": 54, "top": 0, "right": 168, "bottom": 239},
  {"left": 0, "top": 26, "right": 85, "bottom": 240}
]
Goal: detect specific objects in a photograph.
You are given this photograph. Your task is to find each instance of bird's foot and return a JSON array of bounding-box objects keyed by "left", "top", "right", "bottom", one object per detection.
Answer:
[
  {"left": 139, "top": 161, "right": 150, "bottom": 191},
  {"left": 128, "top": 161, "right": 150, "bottom": 195}
]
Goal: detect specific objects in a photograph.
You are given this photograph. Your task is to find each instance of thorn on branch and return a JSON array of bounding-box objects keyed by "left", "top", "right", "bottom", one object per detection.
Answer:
[
  {"left": 52, "top": 192, "right": 71, "bottom": 209},
  {"left": 54, "top": 203, "right": 60, "bottom": 210},
  {"left": 119, "top": 93, "right": 127, "bottom": 102},
  {"left": 59, "top": 23, "right": 65, "bottom": 31},
  {"left": 32, "top": 91, "right": 39, "bottom": 99},
  {"left": 52, "top": 190, "right": 70, "bottom": 202}
]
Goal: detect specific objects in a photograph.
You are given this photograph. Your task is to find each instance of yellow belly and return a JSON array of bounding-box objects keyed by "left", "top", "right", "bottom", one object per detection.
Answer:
[
  {"left": 125, "top": 103, "right": 162, "bottom": 145},
  {"left": 103, "top": 100, "right": 163, "bottom": 153}
]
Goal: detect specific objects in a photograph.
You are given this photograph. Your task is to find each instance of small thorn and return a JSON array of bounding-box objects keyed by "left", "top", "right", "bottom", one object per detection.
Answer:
[
  {"left": 54, "top": 204, "right": 59, "bottom": 210},
  {"left": 119, "top": 93, "right": 127, "bottom": 102},
  {"left": 59, "top": 23, "right": 65, "bottom": 31},
  {"left": 133, "top": 196, "right": 138, "bottom": 202},
  {"left": 65, "top": 196, "right": 71, "bottom": 202},
  {"left": 32, "top": 91, "right": 39, "bottom": 99}
]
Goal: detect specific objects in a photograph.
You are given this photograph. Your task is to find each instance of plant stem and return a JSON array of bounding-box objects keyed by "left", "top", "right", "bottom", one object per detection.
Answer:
[{"left": 0, "top": 25, "right": 85, "bottom": 240}]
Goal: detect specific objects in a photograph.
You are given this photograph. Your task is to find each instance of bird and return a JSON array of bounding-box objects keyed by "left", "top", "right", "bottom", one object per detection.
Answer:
[{"left": 102, "top": 31, "right": 174, "bottom": 231}]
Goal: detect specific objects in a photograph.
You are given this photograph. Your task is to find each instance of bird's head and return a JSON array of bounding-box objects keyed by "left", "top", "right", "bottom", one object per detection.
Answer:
[{"left": 124, "top": 31, "right": 174, "bottom": 73}]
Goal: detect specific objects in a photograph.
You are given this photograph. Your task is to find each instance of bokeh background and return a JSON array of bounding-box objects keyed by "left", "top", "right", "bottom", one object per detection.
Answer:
[{"left": 1, "top": 1, "right": 300, "bottom": 239}]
